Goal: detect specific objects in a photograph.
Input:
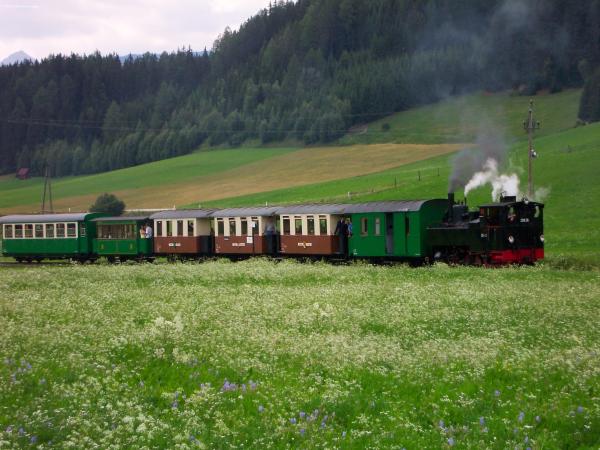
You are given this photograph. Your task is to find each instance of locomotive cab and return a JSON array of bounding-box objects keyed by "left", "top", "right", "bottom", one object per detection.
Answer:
[{"left": 479, "top": 196, "right": 544, "bottom": 264}]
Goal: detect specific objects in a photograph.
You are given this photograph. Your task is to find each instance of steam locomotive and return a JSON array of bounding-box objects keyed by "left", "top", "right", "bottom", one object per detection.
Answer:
[{"left": 0, "top": 192, "right": 544, "bottom": 265}]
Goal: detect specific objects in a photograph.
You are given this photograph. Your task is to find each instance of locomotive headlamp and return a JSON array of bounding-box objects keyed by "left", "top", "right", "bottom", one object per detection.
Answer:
[
  {"left": 540, "top": 234, "right": 545, "bottom": 243},
  {"left": 508, "top": 235, "right": 515, "bottom": 244}
]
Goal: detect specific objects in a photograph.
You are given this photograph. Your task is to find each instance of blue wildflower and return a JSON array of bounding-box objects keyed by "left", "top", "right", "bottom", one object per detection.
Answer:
[
  {"left": 479, "top": 417, "right": 485, "bottom": 426},
  {"left": 342, "top": 431, "right": 347, "bottom": 438},
  {"left": 577, "top": 406, "right": 584, "bottom": 413},
  {"left": 299, "top": 428, "right": 305, "bottom": 436},
  {"left": 290, "top": 418, "right": 296, "bottom": 425},
  {"left": 30, "top": 436, "right": 37, "bottom": 444},
  {"left": 171, "top": 401, "right": 178, "bottom": 409},
  {"left": 518, "top": 412, "right": 525, "bottom": 422},
  {"left": 439, "top": 420, "right": 445, "bottom": 429},
  {"left": 535, "top": 415, "right": 541, "bottom": 422},
  {"left": 494, "top": 390, "right": 501, "bottom": 397},
  {"left": 299, "top": 411, "right": 306, "bottom": 419},
  {"left": 258, "top": 405, "right": 264, "bottom": 413},
  {"left": 447, "top": 437, "right": 455, "bottom": 446},
  {"left": 18, "top": 427, "right": 25, "bottom": 436}
]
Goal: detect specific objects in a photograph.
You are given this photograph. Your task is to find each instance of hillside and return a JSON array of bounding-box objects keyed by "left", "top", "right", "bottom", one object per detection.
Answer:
[
  {"left": 1, "top": 0, "right": 598, "bottom": 178},
  {"left": 0, "top": 89, "right": 579, "bottom": 214}
]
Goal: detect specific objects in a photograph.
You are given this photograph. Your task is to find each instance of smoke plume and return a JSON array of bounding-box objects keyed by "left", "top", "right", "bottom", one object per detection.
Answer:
[
  {"left": 464, "top": 158, "right": 520, "bottom": 201},
  {"left": 448, "top": 122, "right": 509, "bottom": 193}
]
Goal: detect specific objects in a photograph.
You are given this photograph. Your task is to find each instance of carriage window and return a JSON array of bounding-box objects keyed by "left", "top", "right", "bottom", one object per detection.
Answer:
[
  {"left": 375, "top": 218, "right": 381, "bottom": 236},
  {"left": 177, "top": 220, "right": 184, "bottom": 236},
  {"left": 282, "top": 217, "right": 291, "bottom": 235},
  {"left": 45, "top": 224, "right": 55, "bottom": 238},
  {"left": 156, "top": 221, "right": 163, "bottom": 237},
  {"left": 241, "top": 218, "right": 248, "bottom": 236},
  {"left": 307, "top": 216, "right": 315, "bottom": 235},
  {"left": 56, "top": 223, "right": 66, "bottom": 237},
  {"left": 35, "top": 224, "right": 43, "bottom": 238},
  {"left": 80, "top": 224, "right": 86, "bottom": 237},
  {"left": 251, "top": 217, "right": 259, "bottom": 235},
  {"left": 187, "top": 220, "right": 194, "bottom": 236},
  {"left": 217, "top": 219, "right": 224, "bottom": 236},
  {"left": 361, "top": 217, "right": 368, "bottom": 236},
  {"left": 15, "top": 224, "right": 23, "bottom": 238},
  {"left": 24, "top": 224, "right": 33, "bottom": 238},
  {"left": 319, "top": 216, "right": 327, "bottom": 235},
  {"left": 229, "top": 218, "right": 237, "bottom": 236},
  {"left": 166, "top": 221, "right": 173, "bottom": 237},
  {"left": 67, "top": 223, "right": 77, "bottom": 237},
  {"left": 4, "top": 225, "right": 14, "bottom": 238},
  {"left": 294, "top": 217, "right": 303, "bottom": 235}
]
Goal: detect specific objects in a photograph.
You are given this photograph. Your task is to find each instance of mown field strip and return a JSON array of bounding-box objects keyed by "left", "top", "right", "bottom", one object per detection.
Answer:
[{"left": 0, "top": 143, "right": 464, "bottom": 214}]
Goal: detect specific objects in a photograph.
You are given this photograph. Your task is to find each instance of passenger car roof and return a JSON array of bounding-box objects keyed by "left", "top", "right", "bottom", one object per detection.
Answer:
[{"left": 0, "top": 213, "right": 92, "bottom": 224}]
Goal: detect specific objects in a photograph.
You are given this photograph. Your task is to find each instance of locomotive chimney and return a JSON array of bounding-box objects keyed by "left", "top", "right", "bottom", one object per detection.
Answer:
[{"left": 447, "top": 193, "right": 455, "bottom": 222}]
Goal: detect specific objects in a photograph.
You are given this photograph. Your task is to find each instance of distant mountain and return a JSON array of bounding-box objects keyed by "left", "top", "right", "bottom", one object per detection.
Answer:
[{"left": 1, "top": 51, "right": 32, "bottom": 66}]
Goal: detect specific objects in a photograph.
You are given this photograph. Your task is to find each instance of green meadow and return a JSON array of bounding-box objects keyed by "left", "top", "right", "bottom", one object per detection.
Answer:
[{"left": 1, "top": 261, "right": 599, "bottom": 448}]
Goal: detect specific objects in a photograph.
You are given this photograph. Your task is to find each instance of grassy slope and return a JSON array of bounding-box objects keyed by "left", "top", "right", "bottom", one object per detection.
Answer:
[
  {"left": 340, "top": 89, "right": 581, "bottom": 145},
  {"left": 0, "top": 148, "right": 298, "bottom": 211},
  {"left": 0, "top": 262, "right": 598, "bottom": 448}
]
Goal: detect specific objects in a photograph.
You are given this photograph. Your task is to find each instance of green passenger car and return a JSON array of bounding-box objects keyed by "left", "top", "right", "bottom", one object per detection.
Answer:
[
  {"left": 347, "top": 200, "right": 448, "bottom": 261},
  {"left": 0, "top": 213, "right": 106, "bottom": 262},
  {"left": 92, "top": 216, "right": 154, "bottom": 261}
]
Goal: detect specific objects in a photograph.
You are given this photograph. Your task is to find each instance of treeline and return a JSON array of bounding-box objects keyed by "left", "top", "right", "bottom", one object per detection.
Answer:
[{"left": 1, "top": 0, "right": 599, "bottom": 177}]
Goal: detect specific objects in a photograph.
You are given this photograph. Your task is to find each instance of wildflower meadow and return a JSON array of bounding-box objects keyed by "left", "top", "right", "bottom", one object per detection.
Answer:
[{"left": 0, "top": 259, "right": 598, "bottom": 448}]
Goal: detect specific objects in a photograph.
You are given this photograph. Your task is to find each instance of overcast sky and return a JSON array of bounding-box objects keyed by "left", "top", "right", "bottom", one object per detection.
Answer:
[{"left": 0, "top": 0, "right": 271, "bottom": 59}]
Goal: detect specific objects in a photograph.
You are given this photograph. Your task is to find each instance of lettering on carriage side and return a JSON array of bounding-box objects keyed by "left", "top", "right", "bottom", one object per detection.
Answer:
[
  {"left": 168, "top": 242, "right": 182, "bottom": 247},
  {"left": 232, "top": 243, "right": 246, "bottom": 247},
  {"left": 298, "top": 242, "right": 313, "bottom": 248},
  {"left": 520, "top": 218, "right": 530, "bottom": 223}
]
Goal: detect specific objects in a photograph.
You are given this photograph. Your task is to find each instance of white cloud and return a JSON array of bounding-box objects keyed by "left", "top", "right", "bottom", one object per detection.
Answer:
[{"left": 0, "top": 0, "right": 270, "bottom": 59}]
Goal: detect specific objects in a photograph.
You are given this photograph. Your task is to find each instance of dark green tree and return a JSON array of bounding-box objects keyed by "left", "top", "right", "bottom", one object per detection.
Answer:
[{"left": 89, "top": 193, "right": 126, "bottom": 216}]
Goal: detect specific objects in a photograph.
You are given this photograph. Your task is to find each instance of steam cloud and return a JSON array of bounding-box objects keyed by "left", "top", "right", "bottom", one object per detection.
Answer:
[{"left": 464, "top": 158, "right": 520, "bottom": 201}]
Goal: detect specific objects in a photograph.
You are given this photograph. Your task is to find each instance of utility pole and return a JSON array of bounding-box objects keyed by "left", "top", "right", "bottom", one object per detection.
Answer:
[
  {"left": 523, "top": 99, "right": 540, "bottom": 198},
  {"left": 41, "top": 164, "right": 54, "bottom": 213}
]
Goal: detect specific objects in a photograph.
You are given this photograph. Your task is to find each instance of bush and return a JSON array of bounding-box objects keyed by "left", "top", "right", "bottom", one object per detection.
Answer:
[{"left": 89, "top": 193, "right": 125, "bottom": 216}]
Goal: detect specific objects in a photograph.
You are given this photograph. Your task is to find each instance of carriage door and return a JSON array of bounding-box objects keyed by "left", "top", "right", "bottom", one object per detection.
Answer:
[{"left": 385, "top": 213, "right": 394, "bottom": 255}]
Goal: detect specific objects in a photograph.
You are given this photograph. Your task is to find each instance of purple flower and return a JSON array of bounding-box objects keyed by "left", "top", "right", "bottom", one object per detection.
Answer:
[
  {"left": 439, "top": 420, "right": 445, "bottom": 429},
  {"left": 518, "top": 412, "right": 525, "bottom": 422},
  {"left": 479, "top": 417, "right": 485, "bottom": 426},
  {"left": 299, "top": 428, "right": 305, "bottom": 436},
  {"left": 171, "top": 401, "right": 178, "bottom": 409},
  {"left": 30, "top": 436, "right": 37, "bottom": 444},
  {"left": 290, "top": 418, "right": 297, "bottom": 425},
  {"left": 258, "top": 405, "right": 264, "bottom": 413},
  {"left": 577, "top": 406, "right": 584, "bottom": 413},
  {"left": 5, "top": 425, "right": 13, "bottom": 433},
  {"left": 299, "top": 411, "right": 306, "bottom": 419},
  {"left": 18, "top": 427, "right": 25, "bottom": 436},
  {"left": 447, "top": 437, "right": 455, "bottom": 446},
  {"left": 494, "top": 390, "right": 501, "bottom": 397}
]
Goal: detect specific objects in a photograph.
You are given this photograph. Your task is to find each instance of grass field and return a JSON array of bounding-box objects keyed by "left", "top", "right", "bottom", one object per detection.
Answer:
[
  {"left": 0, "top": 261, "right": 599, "bottom": 448},
  {"left": 339, "top": 89, "right": 582, "bottom": 145}
]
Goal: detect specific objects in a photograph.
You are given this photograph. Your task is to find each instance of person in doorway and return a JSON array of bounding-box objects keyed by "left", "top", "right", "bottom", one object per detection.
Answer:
[
  {"left": 145, "top": 223, "right": 153, "bottom": 239},
  {"left": 346, "top": 218, "right": 353, "bottom": 237},
  {"left": 334, "top": 217, "right": 348, "bottom": 255},
  {"left": 139, "top": 227, "right": 146, "bottom": 238}
]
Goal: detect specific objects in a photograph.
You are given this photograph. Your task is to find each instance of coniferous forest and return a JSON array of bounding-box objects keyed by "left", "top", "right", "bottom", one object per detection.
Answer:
[{"left": 0, "top": 0, "right": 599, "bottom": 177}]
